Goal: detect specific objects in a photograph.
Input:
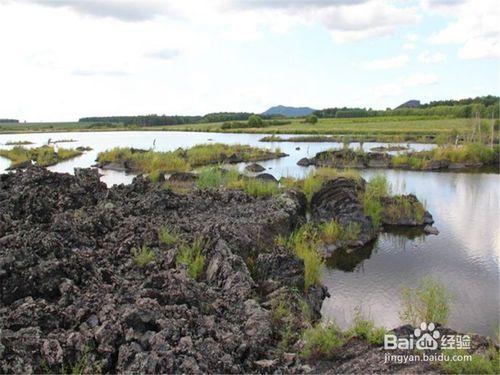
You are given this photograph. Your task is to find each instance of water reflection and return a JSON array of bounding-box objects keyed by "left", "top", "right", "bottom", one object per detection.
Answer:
[{"left": 322, "top": 170, "right": 499, "bottom": 337}]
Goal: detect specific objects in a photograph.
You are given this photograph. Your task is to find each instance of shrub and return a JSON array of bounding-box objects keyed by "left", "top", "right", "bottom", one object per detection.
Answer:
[
  {"left": 158, "top": 227, "right": 180, "bottom": 246},
  {"left": 176, "top": 237, "right": 205, "bottom": 279},
  {"left": 399, "top": 276, "right": 453, "bottom": 325},
  {"left": 132, "top": 245, "right": 156, "bottom": 267},
  {"left": 305, "top": 115, "right": 318, "bottom": 124},
  {"left": 301, "top": 323, "right": 345, "bottom": 359}
]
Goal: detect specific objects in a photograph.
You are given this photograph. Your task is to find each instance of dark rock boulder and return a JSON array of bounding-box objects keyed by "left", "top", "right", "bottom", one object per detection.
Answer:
[
  {"left": 245, "top": 163, "right": 265, "bottom": 173},
  {"left": 297, "top": 157, "right": 312, "bottom": 166}
]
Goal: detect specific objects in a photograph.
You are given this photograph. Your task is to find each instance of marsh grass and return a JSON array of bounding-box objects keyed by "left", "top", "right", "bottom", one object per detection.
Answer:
[
  {"left": 176, "top": 237, "right": 206, "bottom": 279},
  {"left": 399, "top": 277, "right": 453, "bottom": 325},
  {"left": 301, "top": 322, "right": 345, "bottom": 360},
  {"left": 0, "top": 146, "right": 82, "bottom": 167},
  {"left": 132, "top": 245, "right": 156, "bottom": 267},
  {"left": 98, "top": 144, "right": 283, "bottom": 179}
]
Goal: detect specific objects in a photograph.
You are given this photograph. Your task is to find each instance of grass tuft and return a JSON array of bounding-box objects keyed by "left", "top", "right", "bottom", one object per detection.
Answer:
[
  {"left": 132, "top": 245, "right": 156, "bottom": 267},
  {"left": 176, "top": 237, "right": 206, "bottom": 279},
  {"left": 158, "top": 226, "right": 180, "bottom": 246},
  {"left": 301, "top": 322, "right": 345, "bottom": 359},
  {"left": 399, "top": 276, "right": 453, "bottom": 325}
]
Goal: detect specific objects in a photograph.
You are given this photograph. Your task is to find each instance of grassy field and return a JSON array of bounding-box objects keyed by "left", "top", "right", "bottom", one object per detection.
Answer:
[{"left": 0, "top": 117, "right": 493, "bottom": 143}]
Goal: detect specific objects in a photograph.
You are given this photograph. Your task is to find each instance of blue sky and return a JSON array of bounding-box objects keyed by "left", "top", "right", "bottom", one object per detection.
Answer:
[{"left": 0, "top": 0, "right": 498, "bottom": 121}]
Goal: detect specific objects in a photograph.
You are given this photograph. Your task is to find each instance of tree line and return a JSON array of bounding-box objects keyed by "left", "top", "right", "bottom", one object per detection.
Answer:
[
  {"left": 313, "top": 96, "right": 499, "bottom": 119},
  {"left": 0, "top": 119, "right": 19, "bottom": 123}
]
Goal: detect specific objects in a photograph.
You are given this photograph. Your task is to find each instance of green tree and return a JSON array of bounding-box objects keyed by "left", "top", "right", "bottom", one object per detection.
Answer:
[{"left": 248, "top": 114, "right": 263, "bottom": 127}]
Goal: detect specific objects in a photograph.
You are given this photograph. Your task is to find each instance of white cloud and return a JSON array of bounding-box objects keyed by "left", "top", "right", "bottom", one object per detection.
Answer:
[
  {"left": 426, "top": 0, "right": 500, "bottom": 59},
  {"left": 418, "top": 51, "right": 446, "bottom": 63},
  {"left": 403, "top": 43, "right": 415, "bottom": 51},
  {"left": 403, "top": 73, "right": 439, "bottom": 86},
  {"left": 360, "top": 54, "right": 410, "bottom": 70},
  {"left": 374, "top": 73, "right": 439, "bottom": 99}
]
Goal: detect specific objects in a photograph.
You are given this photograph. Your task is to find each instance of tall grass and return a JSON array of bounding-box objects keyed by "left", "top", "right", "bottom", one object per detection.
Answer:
[
  {"left": 280, "top": 225, "right": 324, "bottom": 290},
  {"left": 399, "top": 276, "right": 453, "bottom": 325},
  {"left": 363, "top": 175, "right": 391, "bottom": 230}
]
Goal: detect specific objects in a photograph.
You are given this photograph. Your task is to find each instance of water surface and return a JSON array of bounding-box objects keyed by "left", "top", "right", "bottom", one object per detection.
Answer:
[{"left": 0, "top": 131, "right": 497, "bottom": 337}]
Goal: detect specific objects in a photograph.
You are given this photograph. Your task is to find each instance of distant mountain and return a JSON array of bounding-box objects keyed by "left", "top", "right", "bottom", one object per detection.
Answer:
[
  {"left": 262, "top": 105, "right": 316, "bottom": 117},
  {"left": 396, "top": 100, "right": 421, "bottom": 109}
]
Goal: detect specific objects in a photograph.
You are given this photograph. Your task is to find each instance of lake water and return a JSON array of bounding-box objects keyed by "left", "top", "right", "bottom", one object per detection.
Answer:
[{"left": 0, "top": 131, "right": 498, "bottom": 337}]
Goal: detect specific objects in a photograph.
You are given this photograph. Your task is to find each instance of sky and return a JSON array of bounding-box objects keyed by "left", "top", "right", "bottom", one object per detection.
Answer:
[{"left": 0, "top": 0, "right": 499, "bottom": 122}]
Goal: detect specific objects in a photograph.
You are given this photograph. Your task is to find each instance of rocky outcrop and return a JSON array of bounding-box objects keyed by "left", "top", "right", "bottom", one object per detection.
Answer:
[
  {"left": 310, "top": 177, "right": 377, "bottom": 251},
  {"left": 0, "top": 167, "right": 322, "bottom": 374},
  {"left": 309, "top": 149, "right": 498, "bottom": 171}
]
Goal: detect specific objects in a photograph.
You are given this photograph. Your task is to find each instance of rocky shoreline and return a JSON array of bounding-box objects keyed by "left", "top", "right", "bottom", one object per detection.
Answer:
[
  {"left": 0, "top": 167, "right": 495, "bottom": 373},
  {"left": 297, "top": 148, "right": 499, "bottom": 172}
]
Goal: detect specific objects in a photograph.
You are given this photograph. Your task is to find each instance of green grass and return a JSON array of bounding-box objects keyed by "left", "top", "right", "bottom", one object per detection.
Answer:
[
  {"left": 176, "top": 237, "right": 206, "bottom": 279},
  {"left": 158, "top": 226, "right": 180, "bottom": 246},
  {"left": 319, "top": 220, "right": 361, "bottom": 244},
  {"left": 0, "top": 145, "right": 82, "bottom": 167},
  {"left": 347, "top": 307, "right": 387, "bottom": 345},
  {"left": 279, "top": 225, "right": 324, "bottom": 290},
  {"left": 132, "top": 245, "right": 156, "bottom": 267},
  {"left": 301, "top": 322, "right": 345, "bottom": 360},
  {"left": 440, "top": 348, "right": 499, "bottom": 374},
  {"left": 243, "top": 178, "right": 279, "bottom": 197},
  {"left": 399, "top": 276, "right": 453, "bottom": 326}
]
